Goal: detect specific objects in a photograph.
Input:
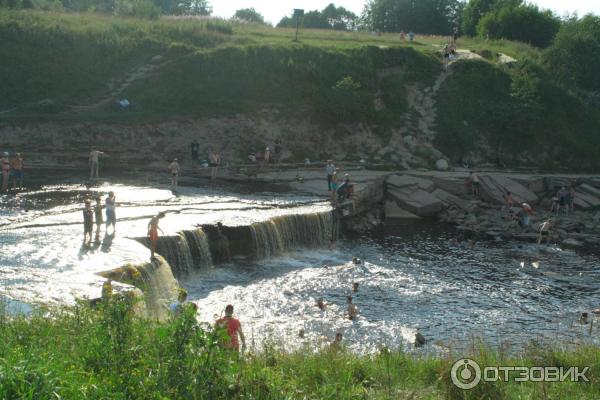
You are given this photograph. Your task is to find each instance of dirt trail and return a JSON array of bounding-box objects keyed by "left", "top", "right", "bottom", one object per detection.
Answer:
[{"left": 70, "top": 55, "right": 174, "bottom": 112}]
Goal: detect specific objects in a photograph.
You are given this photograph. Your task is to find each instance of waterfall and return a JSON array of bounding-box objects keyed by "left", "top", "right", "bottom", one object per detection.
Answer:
[
  {"left": 134, "top": 211, "right": 336, "bottom": 275},
  {"left": 98, "top": 256, "right": 179, "bottom": 321},
  {"left": 155, "top": 233, "right": 194, "bottom": 276},
  {"left": 136, "top": 256, "right": 179, "bottom": 321},
  {"left": 250, "top": 211, "right": 334, "bottom": 259},
  {"left": 182, "top": 228, "right": 213, "bottom": 269}
]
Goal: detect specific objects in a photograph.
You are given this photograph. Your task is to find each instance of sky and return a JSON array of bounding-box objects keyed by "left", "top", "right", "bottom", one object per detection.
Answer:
[{"left": 211, "top": 0, "right": 600, "bottom": 25}]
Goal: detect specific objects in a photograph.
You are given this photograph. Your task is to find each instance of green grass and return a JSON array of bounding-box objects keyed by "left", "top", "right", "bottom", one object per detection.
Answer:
[{"left": 1, "top": 296, "right": 599, "bottom": 399}]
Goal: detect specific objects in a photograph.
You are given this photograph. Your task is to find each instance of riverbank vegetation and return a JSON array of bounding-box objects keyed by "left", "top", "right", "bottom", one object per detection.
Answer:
[{"left": 1, "top": 297, "right": 599, "bottom": 399}]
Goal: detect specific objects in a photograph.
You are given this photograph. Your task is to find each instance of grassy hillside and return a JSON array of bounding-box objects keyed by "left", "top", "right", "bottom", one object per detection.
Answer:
[
  {"left": 1, "top": 298, "right": 599, "bottom": 399},
  {"left": 1, "top": 10, "right": 599, "bottom": 169}
]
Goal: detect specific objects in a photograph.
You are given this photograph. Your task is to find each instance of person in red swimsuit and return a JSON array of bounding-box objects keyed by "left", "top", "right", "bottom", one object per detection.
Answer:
[
  {"left": 147, "top": 212, "right": 165, "bottom": 259},
  {"left": 215, "top": 304, "right": 246, "bottom": 353}
]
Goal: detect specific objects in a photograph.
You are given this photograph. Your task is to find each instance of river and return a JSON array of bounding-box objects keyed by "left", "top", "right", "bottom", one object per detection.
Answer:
[{"left": 1, "top": 182, "right": 598, "bottom": 354}]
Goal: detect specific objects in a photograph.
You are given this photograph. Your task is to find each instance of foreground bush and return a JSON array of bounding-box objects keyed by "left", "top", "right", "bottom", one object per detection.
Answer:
[{"left": 1, "top": 297, "right": 599, "bottom": 399}]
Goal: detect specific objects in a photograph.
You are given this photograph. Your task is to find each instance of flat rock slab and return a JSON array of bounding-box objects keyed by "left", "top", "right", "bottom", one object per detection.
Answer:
[
  {"left": 575, "top": 191, "right": 600, "bottom": 208},
  {"left": 479, "top": 175, "right": 538, "bottom": 205},
  {"left": 432, "top": 176, "right": 470, "bottom": 196},
  {"left": 431, "top": 188, "right": 472, "bottom": 211},
  {"left": 578, "top": 183, "right": 600, "bottom": 199},
  {"left": 384, "top": 200, "right": 421, "bottom": 219},
  {"left": 387, "top": 174, "right": 435, "bottom": 191},
  {"left": 388, "top": 187, "right": 443, "bottom": 216}
]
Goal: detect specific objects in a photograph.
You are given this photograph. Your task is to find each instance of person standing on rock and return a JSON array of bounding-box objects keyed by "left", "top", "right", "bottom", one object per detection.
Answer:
[
  {"left": 215, "top": 304, "right": 246, "bottom": 353},
  {"left": 168, "top": 158, "right": 181, "bottom": 190},
  {"left": 325, "top": 160, "right": 336, "bottom": 192},
  {"left": 94, "top": 196, "right": 103, "bottom": 241},
  {"left": 274, "top": 139, "right": 282, "bottom": 164},
  {"left": 105, "top": 191, "right": 116, "bottom": 235},
  {"left": 1, "top": 152, "right": 10, "bottom": 193},
  {"left": 557, "top": 186, "right": 569, "bottom": 214},
  {"left": 83, "top": 199, "right": 94, "bottom": 245},
  {"left": 263, "top": 147, "right": 271, "bottom": 165},
  {"left": 11, "top": 153, "right": 23, "bottom": 190},
  {"left": 537, "top": 219, "right": 553, "bottom": 245},
  {"left": 148, "top": 212, "right": 165, "bottom": 259},
  {"left": 470, "top": 172, "right": 480, "bottom": 198},
  {"left": 89, "top": 148, "right": 105, "bottom": 180}
]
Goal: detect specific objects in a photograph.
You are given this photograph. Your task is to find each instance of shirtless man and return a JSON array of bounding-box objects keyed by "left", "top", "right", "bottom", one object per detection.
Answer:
[
  {"left": 168, "top": 158, "right": 181, "bottom": 190},
  {"left": 209, "top": 150, "right": 221, "bottom": 181},
  {"left": 148, "top": 212, "right": 165, "bottom": 259},
  {"left": 537, "top": 219, "right": 553, "bottom": 245},
  {"left": 89, "top": 148, "right": 105, "bottom": 179},
  {"left": 330, "top": 332, "right": 343, "bottom": 351},
  {"left": 12, "top": 153, "right": 23, "bottom": 190}
]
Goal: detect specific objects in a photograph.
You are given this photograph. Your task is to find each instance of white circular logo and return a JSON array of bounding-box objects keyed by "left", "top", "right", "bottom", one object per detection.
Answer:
[{"left": 451, "top": 358, "right": 481, "bottom": 390}]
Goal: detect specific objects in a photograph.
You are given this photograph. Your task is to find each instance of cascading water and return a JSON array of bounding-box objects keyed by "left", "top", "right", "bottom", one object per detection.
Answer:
[
  {"left": 250, "top": 211, "right": 334, "bottom": 259},
  {"left": 182, "top": 228, "right": 213, "bottom": 269},
  {"left": 135, "top": 256, "right": 180, "bottom": 321},
  {"left": 154, "top": 233, "right": 195, "bottom": 276}
]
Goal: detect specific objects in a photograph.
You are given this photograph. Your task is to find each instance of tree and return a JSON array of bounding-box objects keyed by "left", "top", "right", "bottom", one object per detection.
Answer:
[
  {"left": 276, "top": 3, "right": 357, "bottom": 30},
  {"left": 364, "top": 0, "right": 463, "bottom": 35},
  {"left": 477, "top": 3, "right": 560, "bottom": 47},
  {"left": 234, "top": 8, "right": 265, "bottom": 24},
  {"left": 544, "top": 15, "right": 600, "bottom": 92},
  {"left": 461, "top": 0, "right": 521, "bottom": 36}
]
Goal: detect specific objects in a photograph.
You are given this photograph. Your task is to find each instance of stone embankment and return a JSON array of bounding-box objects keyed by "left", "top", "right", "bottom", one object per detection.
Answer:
[{"left": 256, "top": 167, "right": 600, "bottom": 247}]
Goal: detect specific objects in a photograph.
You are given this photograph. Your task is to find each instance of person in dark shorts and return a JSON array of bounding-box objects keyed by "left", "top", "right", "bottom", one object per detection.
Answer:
[
  {"left": 94, "top": 197, "right": 103, "bottom": 241},
  {"left": 105, "top": 191, "right": 116, "bottom": 235},
  {"left": 12, "top": 153, "right": 23, "bottom": 190},
  {"left": 537, "top": 219, "right": 552, "bottom": 245},
  {"left": 83, "top": 200, "right": 94, "bottom": 244}
]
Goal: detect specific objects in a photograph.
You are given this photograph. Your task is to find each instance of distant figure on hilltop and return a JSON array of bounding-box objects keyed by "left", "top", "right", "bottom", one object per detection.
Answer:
[{"left": 89, "top": 148, "right": 105, "bottom": 180}]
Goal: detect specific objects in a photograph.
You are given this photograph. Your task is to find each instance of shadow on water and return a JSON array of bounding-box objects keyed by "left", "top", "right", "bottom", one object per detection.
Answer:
[{"left": 101, "top": 233, "right": 114, "bottom": 253}]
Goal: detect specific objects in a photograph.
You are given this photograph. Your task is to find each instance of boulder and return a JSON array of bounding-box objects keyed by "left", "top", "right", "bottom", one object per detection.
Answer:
[
  {"left": 578, "top": 183, "right": 600, "bottom": 199},
  {"left": 575, "top": 191, "right": 600, "bottom": 208},
  {"left": 387, "top": 174, "right": 435, "bottom": 191},
  {"left": 479, "top": 175, "right": 538, "bottom": 205},
  {"left": 432, "top": 176, "right": 470, "bottom": 196},
  {"left": 388, "top": 187, "right": 443, "bottom": 217},
  {"left": 512, "top": 176, "right": 546, "bottom": 195},
  {"left": 435, "top": 159, "right": 449, "bottom": 171},
  {"left": 384, "top": 200, "right": 421, "bottom": 219},
  {"left": 431, "top": 188, "right": 472, "bottom": 211}
]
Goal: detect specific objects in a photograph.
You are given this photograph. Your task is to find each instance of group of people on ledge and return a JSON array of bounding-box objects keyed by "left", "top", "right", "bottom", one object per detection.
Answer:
[{"left": 325, "top": 159, "right": 354, "bottom": 204}]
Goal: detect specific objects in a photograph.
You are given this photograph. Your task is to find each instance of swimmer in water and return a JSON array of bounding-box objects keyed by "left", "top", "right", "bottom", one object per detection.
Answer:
[
  {"left": 347, "top": 296, "right": 358, "bottom": 320},
  {"left": 330, "top": 332, "right": 343, "bottom": 351},
  {"left": 352, "top": 257, "right": 362, "bottom": 265},
  {"left": 316, "top": 298, "right": 326, "bottom": 310},
  {"left": 580, "top": 312, "right": 589, "bottom": 324},
  {"left": 352, "top": 282, "right": 359, "bottom": 293}
]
